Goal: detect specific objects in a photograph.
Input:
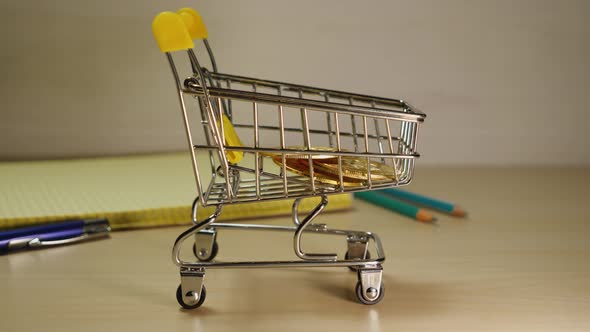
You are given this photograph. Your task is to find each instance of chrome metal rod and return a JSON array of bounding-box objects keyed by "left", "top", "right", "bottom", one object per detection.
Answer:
[
  {"left": 277, "top": 86, "right": 288, "bottom": 197},
  {"left": 194, "top": 145, "right": 420, "bottom": 159},
  {"left": 349, "top": 97, "right": 359, "bottom": 152},
  {"left": 173, "top": 204, "right": 222, "bottom": 266},
  {"left": 187, "top": 50, "right": 233, "bottom": 202},
  {"left": 210, "top": 222, "right": 369, "bottom": 237},
  {"left": 180, "top": 258, "right": 384, "bottom": 269},
  {"left": 204, "top": 71, "right": 425, "bottom": 115},
  {"left": 298, "top": 90, "right": 315, "bottom": 193},
  {"left": 292, "top": 196, "right": 336, "bottom": 261},
  {"left": 233, "top": 124, "right": 401, "bottom": 142},
  {"left": 196, "top": 96, "right": 217, "bottom": 175},
  {"left": 371, "top": 100, "right": 385, "bottom": 161},
  {"left": 334, "top": 113, "right": 344, "bottom": 192},
  {"left": 253, "top": 84, "right": 261, "bottom": 199},
  {"left": 209, "top": 222, "right": 385, "bottom": 258},
  {"left": 325, "top": 94, "right": 334, "bottom": 147},
  {"left": 203, "top": 39, "right": 218, "bottom": 73},
  {"left": 183, "top": 85, "right": 425, "bottom": 122},
  {"left": 166, "top": 53, "right": 203, "bottom": 200},
  {"left": 363, "top": 116, "right": 372, "bottom": 189}
]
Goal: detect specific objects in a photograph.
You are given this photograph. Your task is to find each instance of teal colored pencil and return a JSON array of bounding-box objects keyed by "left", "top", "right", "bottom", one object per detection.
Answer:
[
  {"left": 354, "top": 191, "right": 436, "bottom": 223},
  {"left": 379, "top": 188, "right": 466, "bottom": 217}
]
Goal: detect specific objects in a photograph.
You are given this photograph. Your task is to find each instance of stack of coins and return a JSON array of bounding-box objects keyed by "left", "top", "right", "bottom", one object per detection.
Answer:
[{"left": 267, "top": 146, "right": 397, "bottom": 187}]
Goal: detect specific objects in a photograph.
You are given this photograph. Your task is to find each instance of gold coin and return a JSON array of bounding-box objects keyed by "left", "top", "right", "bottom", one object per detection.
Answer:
[
  {"left": 272, "top": 157, "right": 362, "bottom": 187},
  {"left": 313, "top": 157, "right": 398, "bottom": 182},
  {"left": 261, "top": 146, "right": 342, "bottom": 160}
]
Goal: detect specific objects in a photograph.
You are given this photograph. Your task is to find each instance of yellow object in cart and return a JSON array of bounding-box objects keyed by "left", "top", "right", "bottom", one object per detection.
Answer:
[{"left": 220, "top": 114, "right": 244, "bottom": 164}]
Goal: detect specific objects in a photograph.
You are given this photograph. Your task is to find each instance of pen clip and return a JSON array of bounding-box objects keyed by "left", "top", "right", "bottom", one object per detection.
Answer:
[{"left": 28, "top": 231, "right": 110, "bottom": 248}]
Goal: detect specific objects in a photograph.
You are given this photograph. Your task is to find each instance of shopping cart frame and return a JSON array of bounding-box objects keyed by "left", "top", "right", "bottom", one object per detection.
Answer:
[{"left": 152, "top": 9, "right": 426, "bottom": 309}]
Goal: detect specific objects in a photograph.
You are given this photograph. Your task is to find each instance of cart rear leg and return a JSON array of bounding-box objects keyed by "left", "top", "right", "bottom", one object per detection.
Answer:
[
  {"left": 345, "top": 235, "right": 370, "bottom": 271},
  {"left": 193, "top": 229, "right": 218, "bottom": 261}
]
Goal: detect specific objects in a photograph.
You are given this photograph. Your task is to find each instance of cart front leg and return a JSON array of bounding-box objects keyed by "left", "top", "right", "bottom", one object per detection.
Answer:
[
  {"left": 177, "top": 267, "right": 206, "bottom": 309},
  {"left": 356, "top": 265, "right": 384, "bottom": 305}
]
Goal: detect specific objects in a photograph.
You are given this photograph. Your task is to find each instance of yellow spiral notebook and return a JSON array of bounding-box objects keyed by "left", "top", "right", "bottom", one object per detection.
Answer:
[{"left": 0, "top": 153, "right": 351, "bottom": 230}]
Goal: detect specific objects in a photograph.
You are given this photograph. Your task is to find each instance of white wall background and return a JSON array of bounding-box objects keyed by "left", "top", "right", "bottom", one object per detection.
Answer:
[{"left": 0, "top": 0, "right": 588, "bottom": 166}]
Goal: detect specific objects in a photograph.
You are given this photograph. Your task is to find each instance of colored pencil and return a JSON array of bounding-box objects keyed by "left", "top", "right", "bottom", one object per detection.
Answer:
[
  {"left": 379, "top": 188, "right": 466, "bottom": 217},
  {"left": 354, "top": 191, "right": 437, "bottom": 223}
]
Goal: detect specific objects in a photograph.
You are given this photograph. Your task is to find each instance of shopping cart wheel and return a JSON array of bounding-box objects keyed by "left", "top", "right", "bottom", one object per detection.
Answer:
[
  {"left": 192, "top": 241, "right": 218, "bottom": 262},
  {"left": 193, "top": 229, "right": 218, "bottom": 261},
  {"left": 344, "top": 251, "right": 371, "bottom": 272},
  {"left": 176, "top": 284, "right": 207, "bottom": 309},
  {"left": 355, "top": 281, "right": 384, "bottom": 305},
  {"left": 356, "top": 267, "right": 384, "bottom": 305}
]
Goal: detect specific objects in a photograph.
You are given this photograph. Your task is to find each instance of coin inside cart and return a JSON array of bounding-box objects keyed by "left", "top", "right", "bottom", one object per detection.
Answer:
[{"left": 260, "top": 146, "right": 343, "bottom": 160}]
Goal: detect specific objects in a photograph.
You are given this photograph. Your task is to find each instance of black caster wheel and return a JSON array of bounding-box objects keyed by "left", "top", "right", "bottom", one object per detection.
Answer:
[
  {"left": 176, "top": 284, "right": 207, "bottom": 309},
  {"left": 344, "top": 250, "right": 371, "bottom": 271},
  {"left": 355, "top": 281, "right": 384, "bottom": 305},
  {"left": 192, "top": 241, "right": 218, "bottom": 262}
]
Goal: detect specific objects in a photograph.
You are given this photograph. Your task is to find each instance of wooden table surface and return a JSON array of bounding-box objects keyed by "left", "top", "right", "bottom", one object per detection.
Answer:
[{"left": 1, "top": 168, "right": 589, "bottom": 331}]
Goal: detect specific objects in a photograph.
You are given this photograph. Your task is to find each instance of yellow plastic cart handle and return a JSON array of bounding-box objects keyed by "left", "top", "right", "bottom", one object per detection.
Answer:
[
  {"left": 156, "top": 8, "right": 241, "bottom": 164},
  {"left": 176, "top": 8, "right": 243, "bottom": 163},
  {"left": 177, "top": 8, "right": 208, "bottom": 40},
  {"left": 152, "top": 12, "right": 194, "bottom": 52}
]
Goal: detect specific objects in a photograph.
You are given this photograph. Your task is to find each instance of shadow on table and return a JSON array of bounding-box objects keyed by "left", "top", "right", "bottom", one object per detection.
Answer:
[{"left": 175, "top": 268, "right": 450, "bottom": 318}]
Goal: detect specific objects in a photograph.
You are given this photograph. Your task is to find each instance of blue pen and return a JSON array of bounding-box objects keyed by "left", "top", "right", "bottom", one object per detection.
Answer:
[
  {"left": 0, "top": 218, "right": 108, "bottom": 240},
  {"left": 0, "top": 219, "right": 110, "bottom": 252}
]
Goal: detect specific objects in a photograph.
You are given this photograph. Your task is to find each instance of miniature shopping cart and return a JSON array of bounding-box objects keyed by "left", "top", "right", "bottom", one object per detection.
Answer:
[{"left": 152, "top": 9, "right": 426, "bottom": 309}]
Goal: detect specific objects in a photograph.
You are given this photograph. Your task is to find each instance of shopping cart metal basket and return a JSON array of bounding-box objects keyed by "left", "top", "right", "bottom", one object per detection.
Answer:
[{"left": 152, "top": 8, "right": 426, "bottom": 309}]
